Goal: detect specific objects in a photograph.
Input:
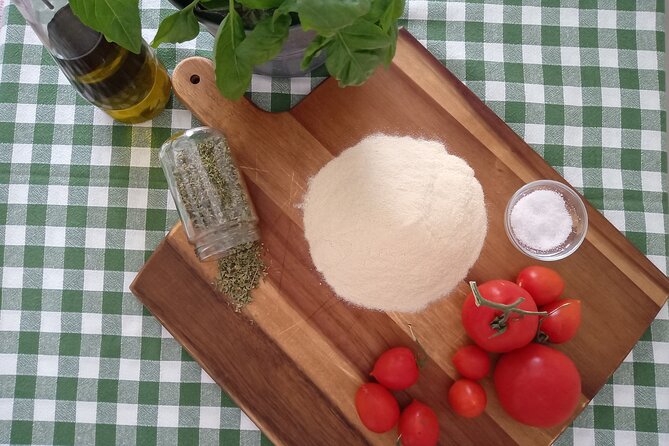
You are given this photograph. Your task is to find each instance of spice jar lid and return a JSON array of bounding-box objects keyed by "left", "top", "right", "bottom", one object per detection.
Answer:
[{"left": 504, "top": 179, "right": 588, "bottom": 261}]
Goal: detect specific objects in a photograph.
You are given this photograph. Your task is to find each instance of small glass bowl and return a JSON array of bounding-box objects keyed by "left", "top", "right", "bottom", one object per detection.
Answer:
[{"left": 504, "top": 180, "right": 588, "bottom": 261}]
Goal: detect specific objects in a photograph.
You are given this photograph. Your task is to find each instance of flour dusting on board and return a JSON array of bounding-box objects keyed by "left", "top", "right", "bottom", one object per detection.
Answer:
[{"left": 302, "top": 134, "right": 488, "bottom": 312}]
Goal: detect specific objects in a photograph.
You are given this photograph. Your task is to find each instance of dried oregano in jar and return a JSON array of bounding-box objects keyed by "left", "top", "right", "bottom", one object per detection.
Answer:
[{"left": 160, "top": 127, "right": 265, "bottom": 309}]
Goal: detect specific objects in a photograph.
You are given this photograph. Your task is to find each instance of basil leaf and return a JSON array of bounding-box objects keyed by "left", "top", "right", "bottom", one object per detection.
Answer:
[
  {"left": 379, "top": 0, "right": 404, "bottom": 31},
  {"left": 273, "top": 0, "right": 297, "bottom": 25},
  {"left": 364, "top": 0, "right": 402, "bottom": 65},
  {"left": 237, "top": 14, "right": 291, "bottom": 65},
  {"left": 214, "top": 7, "right": 252, "bottom": 100},
  {"left": 333, "top": 19, "right": 390, "bottom": 50},
  {"left": 384, "top": 23, "right": 398, "bottom": 66},
  {"left": 364, "top": 0, "right": 404, "bottom": 29},
  {"left": 300, "top": 35, "right": 331, "bottom": 70},
  {"left": 293, "top": 0, "right": 372, "bottom": 36},
  {"left": 69, "top": 0, "right": 142, "bottom": 54},
  {"left": 325, "top": 18, "right": 390, "bottom": 86},
  {"left": 237, "top": 0, "right": 284, "bottom": 8},
  {"left": 326, "top": 47, "right": 384, "bottom": 87},
  {"left": 363, "top": 0, "right": 389, "bottom": 22},
  {"left": 151, "top": 0, "right": 200, "bottom": 48}
]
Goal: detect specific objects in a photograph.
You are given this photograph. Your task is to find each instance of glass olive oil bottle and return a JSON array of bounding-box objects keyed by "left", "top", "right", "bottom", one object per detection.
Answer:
[{"left": 14, "top": 0, "right": 171, "bottom": 124}]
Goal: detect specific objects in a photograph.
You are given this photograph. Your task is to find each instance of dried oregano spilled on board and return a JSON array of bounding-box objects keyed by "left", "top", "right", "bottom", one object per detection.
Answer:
[
  {"left": 172, "top": 135, "right": 265, "bottom": 310},
  {"left": 215, "top": 241, "right": 266, "bottom": 311}
]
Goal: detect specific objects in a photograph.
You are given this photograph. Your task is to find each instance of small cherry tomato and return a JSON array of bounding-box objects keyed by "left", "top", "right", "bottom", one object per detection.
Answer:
[
  {"left": 447, "top": 379, "right": 487, "bottom": 418},
  {"left": 538, "top": 299, "right": 582, "bottom": 344},
  {"left": 370, "top": 347, "right": 419, "bottom": 390},
  {"left": 398, "top": 400, "right": 439, "bottom": 446},
  {"left": 355, "top": 383, "right": 400, "bottom": 433},
  {"left": 462, "top": 280, "right": 540, "bottom": 353},
  {"left": 516, "top": 266, "right": 565, "bottom": 306},
  {"left": 452, "top": 345, "right": 491, "bottom": 380}
]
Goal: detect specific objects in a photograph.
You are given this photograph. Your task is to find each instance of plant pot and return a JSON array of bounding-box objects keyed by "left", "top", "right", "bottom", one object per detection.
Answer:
[{"left": 168, "top": 0, "right": 326, "bottom": 77}]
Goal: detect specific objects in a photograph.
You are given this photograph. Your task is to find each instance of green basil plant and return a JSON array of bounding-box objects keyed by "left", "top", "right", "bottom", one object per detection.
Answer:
[{"left": 69, "top": 0, "right": 405, "bottom": 100}]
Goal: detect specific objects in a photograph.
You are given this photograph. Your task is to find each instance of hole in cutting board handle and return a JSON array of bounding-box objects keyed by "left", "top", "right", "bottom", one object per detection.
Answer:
[{"left": 190, "top": 74, "right": 200, "bottom": 85}]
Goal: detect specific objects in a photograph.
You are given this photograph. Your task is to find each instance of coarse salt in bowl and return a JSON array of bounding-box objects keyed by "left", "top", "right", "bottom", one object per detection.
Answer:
[{"left": 504, "top": 180, "right": 588, "bottom": 261}]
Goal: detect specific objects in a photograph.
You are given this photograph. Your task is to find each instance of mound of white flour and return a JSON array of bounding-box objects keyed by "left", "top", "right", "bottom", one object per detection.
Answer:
[{"left": 302, "top": 134, "right": 487, "bottom": 312}]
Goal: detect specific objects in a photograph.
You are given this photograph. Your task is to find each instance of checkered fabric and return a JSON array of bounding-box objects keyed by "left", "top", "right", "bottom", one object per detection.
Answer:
[{"left": 0, "top": 0, "right": 667, "bottom": 445}]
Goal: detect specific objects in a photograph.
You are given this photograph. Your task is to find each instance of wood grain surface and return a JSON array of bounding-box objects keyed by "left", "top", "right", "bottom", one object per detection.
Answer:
[{"left": 131, "top": 30, "right": 669, "bottom": 445}]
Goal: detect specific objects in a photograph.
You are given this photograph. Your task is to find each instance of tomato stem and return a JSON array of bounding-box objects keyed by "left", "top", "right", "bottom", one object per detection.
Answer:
[
  {"left": 408, "top": 324, "right": 418, "bottom": 343},
  {"left": 408, "top": 324, "right": 428, "bottom": 369},
  {"left": 469, "top": 281, "right": 548, "bottom": 334}
]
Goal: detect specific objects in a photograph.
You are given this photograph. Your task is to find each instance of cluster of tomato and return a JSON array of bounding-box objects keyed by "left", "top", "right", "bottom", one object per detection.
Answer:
[
  {"left": 354, "top": 266, "right": 583, "bottom": 445},
  {"left": 355, "top": 347, "right": 439, "bottom": 445},
  {"left": 455, "top": 265, "right": 583, "bottom": 427}
]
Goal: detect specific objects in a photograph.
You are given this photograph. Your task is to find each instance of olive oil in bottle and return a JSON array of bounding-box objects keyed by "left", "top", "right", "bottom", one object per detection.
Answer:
[{"left": 14, "top": 1, "right": 171, "bottom": 124}]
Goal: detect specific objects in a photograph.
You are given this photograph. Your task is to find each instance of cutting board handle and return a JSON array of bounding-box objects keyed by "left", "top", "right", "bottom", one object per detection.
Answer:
[
  {"left": 172, "top": 57, "right": 279, "bottom": 121},
  {"left": 171, "top": 56, "right": 334, "bottom": 229}
]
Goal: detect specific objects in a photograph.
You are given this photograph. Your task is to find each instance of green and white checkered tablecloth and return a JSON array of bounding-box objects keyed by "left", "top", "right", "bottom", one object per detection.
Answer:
[{"left": 1, "top": 0, "right": 667, "bottom": 444}]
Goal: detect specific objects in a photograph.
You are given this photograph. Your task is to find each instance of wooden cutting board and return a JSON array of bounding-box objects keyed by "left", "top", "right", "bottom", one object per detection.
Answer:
[{"left": 131, "top": 30, "right": 669, "bottom": 445}]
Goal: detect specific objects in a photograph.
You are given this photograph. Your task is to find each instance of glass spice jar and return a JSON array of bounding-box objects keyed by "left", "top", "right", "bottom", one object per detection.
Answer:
[{"left": 160, "top": 127, "right": 259, "bottom": 261}]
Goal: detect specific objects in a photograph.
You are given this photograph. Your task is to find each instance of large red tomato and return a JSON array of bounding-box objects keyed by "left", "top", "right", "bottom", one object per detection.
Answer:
[
  {"left": 462, "top": 280, "right": 541, "bottom": 353},
  {"left": 494, "top": 343, "right": 581, "bottom": 427}
]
